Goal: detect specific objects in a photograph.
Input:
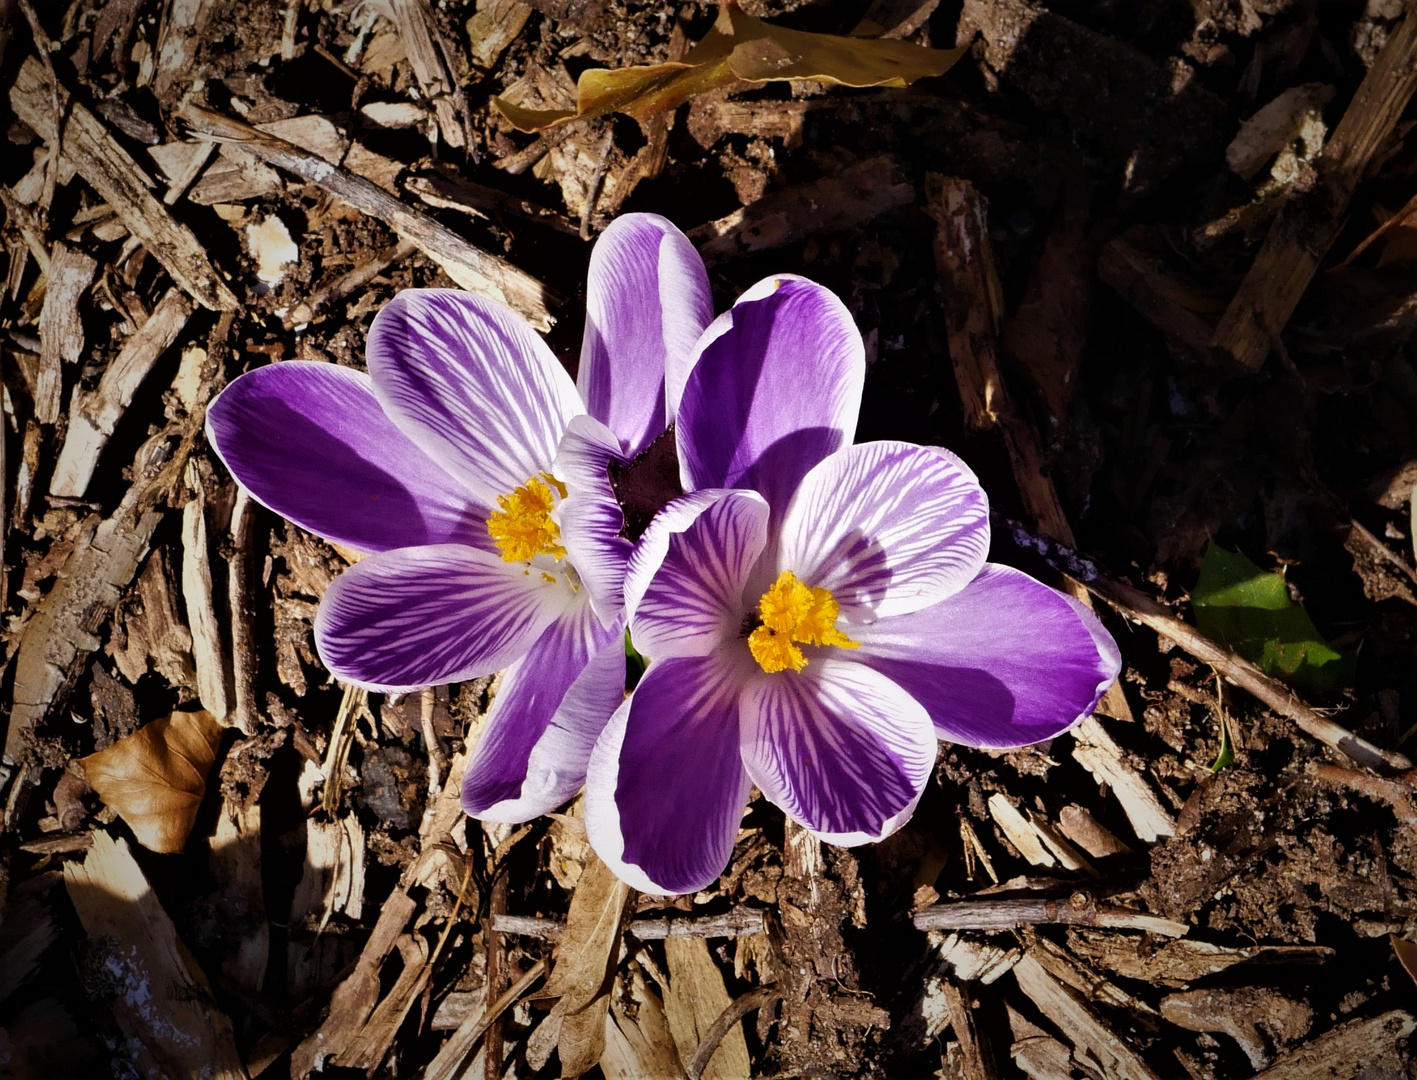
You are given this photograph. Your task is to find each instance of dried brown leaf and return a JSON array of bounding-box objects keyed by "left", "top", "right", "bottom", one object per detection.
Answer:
[
  {"left": 495, "top": 1, "right": 963, "bottom": 132},
  {"left": 541, "top": 852, "right": 636, "bottom": 1012},
  {"left": 1392, "top": 934, "right": 1417, "bottom": 990},
  {"left": 81, "top": 709, "right": 223, "bottom": 853},
  {"left": 537, "top": 852, "right": 635, "bottom": 1077}
]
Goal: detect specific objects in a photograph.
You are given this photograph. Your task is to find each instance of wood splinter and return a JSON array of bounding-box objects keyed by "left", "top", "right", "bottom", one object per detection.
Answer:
[{"left": 914, "top": 896, "right": 1189, "bottom": 938}]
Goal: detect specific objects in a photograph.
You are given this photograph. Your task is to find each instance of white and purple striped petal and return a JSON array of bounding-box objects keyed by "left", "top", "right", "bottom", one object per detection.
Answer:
[
  {"left": 623, "top": 488, "right": 767, "bottom": 623},
  {"left": 463, "top": 594, "right": 626, "bottom": 822},
  {"left": 580, "top": 214, "right": 713, "bottom": 456},
  {"left": 554, "top": 414, "right": 632, "bottom": 623},
  {"left": 584, "top": 651, "right": 754, "bottom": 895},
  {"left": 677, "top": 277, "right": 864, "bottom": 518},
  {"left": 852, "top": 564, "right": 1121, "bottom": 748},
  {"left": 313, "top": 543, "right": 571, "bottom": 693},
  {"left": 740, "top": 658, "right": 936, "bottom": 846},
  {"left": 778, "top": 442, "right": 990, "bottom": 621},
  {"left": 206, "top": 363, "right": 489, "bottom": 554},
  {"left": 630, "top": 490, "right": 769, "bottom": 661},
  {"left": 367, "top": 289, "right": 583, "bottom": 506}
]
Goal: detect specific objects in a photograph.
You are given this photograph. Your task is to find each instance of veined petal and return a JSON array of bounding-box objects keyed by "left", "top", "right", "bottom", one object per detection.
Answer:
[
  {"left": 740, "top": 658, "right": 936, "bottom": 846},
  {"left": 677, "top": 277, "right": 864, "bottom": 517},
  {"left": 555, "top": 414, "right": 632, "bottom": 624},
  {"left": 313, "top": 544, "right": 570, "bottom": 692},
  {"left": 581, "top": 214, "right": 712, "bottom": 456},
  {"left": 463, "top": 595, "right": 625, "bottom": 822},
  {"left": 623, "top": 489, "right": 769, "bottom": 630},
  {"left": 584, "top": 652, "right": 753, "bottom": 895},
  {"left": 367, "top": 289, "right": 583, "bottom": 506},
  {"left": 206, "top": 363, "right": 489, "bottom": 554},
  {"left": 632, "top": 490, "right": 770, "bottom": 661},
  {"left": 852, "top": 564, "right": 1121, "bottom": 748},
  {"left": 778, "top": 442, "right": 989, "bottom": 621}
]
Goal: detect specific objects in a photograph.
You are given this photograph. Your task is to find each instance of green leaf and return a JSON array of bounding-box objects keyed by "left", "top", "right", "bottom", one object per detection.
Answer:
[
  {"left": 1209, "top": 708, "right": 1234, "bottom": 773},
  {"left": 1191, "top": 544, "right": 1353, "bottom": 694}
]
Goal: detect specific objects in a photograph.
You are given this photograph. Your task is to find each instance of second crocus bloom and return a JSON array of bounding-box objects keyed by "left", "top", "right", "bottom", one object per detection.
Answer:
[{"left": 583, "top": 276, "right": 1122, "bottom": 895}]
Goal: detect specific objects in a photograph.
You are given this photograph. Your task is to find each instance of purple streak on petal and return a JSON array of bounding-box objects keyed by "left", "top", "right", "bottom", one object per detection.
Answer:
[
  {"left": 555, "top": 414, "right": 632, "bottom": 623},
  {"left": 677, "top": 277, "right": 864, "bottom": 517},
  {"left": 367, "top": 289, "right": 583, "bottom": 505},
  {"left": 852, "top": 564, "right": 1122, "bottom": 748},
  {"left": 206, "top": 363, "right": 490, "bottom": 554},
  {"left": 778, "top": 442, "right": 990, "bottom": 621},
  {"left": 740, "top": 658, "right": 935, "bottom": 846},
  {"left": 463, "top": 595, "right": 625, "bottom": 822},
  {"left": 584, "top": 652, "right": 753, "bottom": 894},
  {"left": 632, "top": 490, "right": 769, "bottom": 661},
  {"left": 623, "top": 489, "right": 769, "bottom": 628},
  {"left": 581, "top": 214, "right": 712, "bottom": 456},
  {"left": 313, "top": 543, "right": 570, "bottom": 693}
]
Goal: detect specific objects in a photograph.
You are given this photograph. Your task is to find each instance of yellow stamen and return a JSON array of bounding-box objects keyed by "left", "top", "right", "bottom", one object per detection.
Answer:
[
  {"left": 747, "top": 570, "right": 859, "bottom": 674},
  {"left": 487, "top": 473, "right": 567, "bottom": 563}
]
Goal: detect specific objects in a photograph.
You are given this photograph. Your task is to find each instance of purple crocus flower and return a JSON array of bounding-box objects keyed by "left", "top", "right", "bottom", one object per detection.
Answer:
[
  {"left": 205, "top": 214, "right": 712, "bottom": 822},
  {"left": 583, "top": 276, "right": 1122, "bottom": 894}
]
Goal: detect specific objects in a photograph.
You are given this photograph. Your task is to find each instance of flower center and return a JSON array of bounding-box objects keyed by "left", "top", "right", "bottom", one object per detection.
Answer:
[
  {"left": 747, "top": 570, "right": 859, "bottom": 674},
  {"left": 487, "top": 473, "right": 568, "bottom": 563}
]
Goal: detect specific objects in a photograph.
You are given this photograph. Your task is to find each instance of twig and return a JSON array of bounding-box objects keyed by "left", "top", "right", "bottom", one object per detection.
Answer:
[
  {"left": 227, "top": 490, "right": 259, "bottom": 736},
  {"left": 494, "top": 126, "right": 575, "bottom": 176},
  {"left": 420, "top": 687, "right": 445, "bottom": 800},
  {"left": 579, "top": 128, "right": 615, "bottom": 240},
  {"left": 283, "top": 237, "right": 416, "bottom": 329},
  {"left": 913, "top": 897, "right": 1189, "bottom": 938},
  {"left": 406, "top": 172, "right": 579, "bottom": 236},
  {"left": 1313, "top": 763, "right": 1417, "bottom": 827},
  {"left": 320, "top": 684, "right": 365, "bottom": 814},
  {"left": 685, "top": 985, "right": 782, "bottom": 1080},
  {"left": 1085, "top": 573, "right": 1412, "bottom": 775},
  {"left": 181, "top": 104, "right": 556, "bottom": 329},
  {"left": 484, "top": 859, "right": 511, "bottom": 1075},
  {"left": 1334, "top": 185, "right": 1417, "bottom": 269},
  {"left": 490, "top": 906, "right": 768, "bottom": 941},
  {"left": 422, "top": 959, "right": 548, "bottom": 1080}
]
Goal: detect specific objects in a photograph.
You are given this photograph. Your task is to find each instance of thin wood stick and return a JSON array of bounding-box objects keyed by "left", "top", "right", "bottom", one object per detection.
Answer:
[
  {"left": 490, "top": 906, "right": 768, "bottom": 941},
  {"left": 685, "top": 984, "right": 782, "bottom": 1080},
  {"left": 181, "top": 104, "right": 556, "bottom": 329},
  {"left": 913, "top": 897, "right": 1189, "bottom": 938},
  {"left": 283, "top": 237, "right": 416, "bottom": 329},
  {"left": 1313, "top": 763, "right": 1417, "bottom": 827},
  {"left": 420, "top": 687, "right": 445, "bottom": 803},
  {"left": 227, "top": 489, "right": 259, "bottom": 736},
  {"left": 1085, "top": 573, "right": 1412, "bottom": 775},
  {"left": 484, "top": 866, "right": 510, "bottom": 1075},
  {"left": 422, "top": 959, "right": 548, "bottom": 1080},
  {"left": 1334, "top": 185, "right": 1417, "bottom": 269}
]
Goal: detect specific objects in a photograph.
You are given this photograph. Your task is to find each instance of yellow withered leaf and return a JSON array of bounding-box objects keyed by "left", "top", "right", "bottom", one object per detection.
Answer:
[
  {"left": 495, "top": 2, "right": 965, "bottom": 132},
  {"left": 81, "top": 709, "right": 224, "bottom": 854}
]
